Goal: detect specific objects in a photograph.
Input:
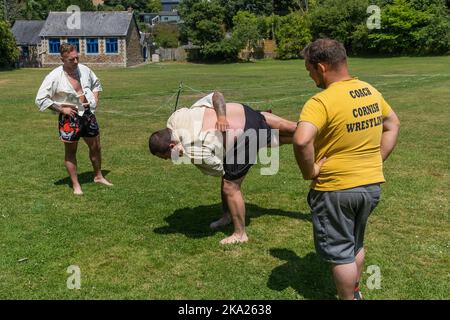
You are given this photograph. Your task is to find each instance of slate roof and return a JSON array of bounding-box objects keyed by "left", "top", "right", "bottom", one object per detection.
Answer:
[
  {"left": 12, "top": 20, "right": 45, "bottom": 45},
  {"left": 39, "top": 11, "right": 134, "bottom": 37}
]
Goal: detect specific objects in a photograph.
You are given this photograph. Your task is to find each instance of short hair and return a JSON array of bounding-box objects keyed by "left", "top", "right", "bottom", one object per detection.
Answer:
[
  {"left": 60, "top": 43, "right": 77, "bottom": 56},
  {"left": 149, "top": 128, "right": 172, "bottom": 155},
  {"left": 302, "top": 39, "right": 347, "bottom": 68}
]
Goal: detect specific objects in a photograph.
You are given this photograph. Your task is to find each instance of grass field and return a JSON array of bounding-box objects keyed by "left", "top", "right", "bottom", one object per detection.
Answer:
[{"left": 0, "top": 57, "right": 449, "bottom": 300}]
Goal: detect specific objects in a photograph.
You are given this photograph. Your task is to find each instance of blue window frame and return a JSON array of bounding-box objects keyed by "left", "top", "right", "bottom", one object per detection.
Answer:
[
  {"left": 67, "top": 38, "right": 80, "bottom": 52},
  {"left": 86, "top": 38, "right": 99, "bottom": 54},
  {"left": 105, "top": 38, "right": 118, "bottom": 54},
  {"left": 49, "top": 38, "right": 60, "bottom": 54}
]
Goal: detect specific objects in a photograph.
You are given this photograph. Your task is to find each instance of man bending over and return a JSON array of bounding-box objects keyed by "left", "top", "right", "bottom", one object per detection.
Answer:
[{"left": 149, "top": 92, "right": 296, "bottom": 244}]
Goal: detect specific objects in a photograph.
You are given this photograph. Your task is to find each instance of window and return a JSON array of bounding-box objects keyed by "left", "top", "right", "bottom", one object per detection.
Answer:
[
  {"left": 67, "top": 38, "right": 79, "bottom": 52},
  {"left": 86, "top": 38, "right": 99, "bottom": 54},
  {"left": 21, "top": 46, "right": 29, "bottom": 58},
  {"left": 49, "top": 38, "right": 60, "bottom": 54},
  {"left": 105, "top": 38, "right": 118, "bottom": 54}
]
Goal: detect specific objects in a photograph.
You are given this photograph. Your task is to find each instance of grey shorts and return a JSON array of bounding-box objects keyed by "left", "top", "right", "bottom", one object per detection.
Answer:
[{"left": 307, "top": 184, "right": 381, "bottom": 264}]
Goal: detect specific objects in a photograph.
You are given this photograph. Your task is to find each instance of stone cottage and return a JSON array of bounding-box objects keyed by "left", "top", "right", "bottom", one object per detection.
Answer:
[
  {"left": 39, "top": 11, "right": 144, "bottom": 67},
  {"left": 11, "top": 20, "right": 45, "bottom": 67}
]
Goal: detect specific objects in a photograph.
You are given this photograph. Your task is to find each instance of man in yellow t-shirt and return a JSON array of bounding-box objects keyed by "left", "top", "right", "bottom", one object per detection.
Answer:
[{"left": 294, "top": 39, "right": 400, "bottom": 300}]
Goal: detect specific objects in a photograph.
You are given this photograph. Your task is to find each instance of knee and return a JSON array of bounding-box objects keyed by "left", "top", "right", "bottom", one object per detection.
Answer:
[
  {"left": 64, "top": 146, "right": 77, "bottom": 160},
  {"left": 222, "top": 180, "right": 240, "bottom": 197}
]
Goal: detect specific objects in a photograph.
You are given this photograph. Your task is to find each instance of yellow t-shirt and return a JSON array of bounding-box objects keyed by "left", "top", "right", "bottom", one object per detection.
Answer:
[{"left": 299, "top": 78, "right": 393, "bottom": 191}]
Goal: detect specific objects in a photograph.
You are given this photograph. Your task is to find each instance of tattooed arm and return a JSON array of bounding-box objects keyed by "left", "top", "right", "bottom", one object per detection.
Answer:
[{"left": 212, "top": 91, "right": 229, "bottom": 132}]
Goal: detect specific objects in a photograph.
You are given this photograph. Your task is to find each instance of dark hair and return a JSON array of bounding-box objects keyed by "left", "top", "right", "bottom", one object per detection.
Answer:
[
  {"left": 60, "top": 43, "right": 77, "bottom": 56},
  {"left": 302, "top": 39, "right": 347, "bottom": 68},
  {"left": 149, "top": 128, "right": 172, "bottom": 155}
]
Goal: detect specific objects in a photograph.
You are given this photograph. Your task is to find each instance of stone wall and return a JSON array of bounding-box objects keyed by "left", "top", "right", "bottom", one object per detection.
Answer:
[
  {"left": 17, "top": 45, "right": 42, "bottom": 68},
  {"left": 125, "top": 20, "right": 144, "bottom": 67},
  {"left": 41, "top": 37, "right": 128, "bottom": 68}
]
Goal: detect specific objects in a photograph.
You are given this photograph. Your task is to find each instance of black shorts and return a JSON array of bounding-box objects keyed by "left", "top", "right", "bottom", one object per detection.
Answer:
[
  {"left": 58, "top": 109, "right": 99, "bottom": 143},
  {"left": 223, "top": 104, "right": 272, "bottom": 181}
]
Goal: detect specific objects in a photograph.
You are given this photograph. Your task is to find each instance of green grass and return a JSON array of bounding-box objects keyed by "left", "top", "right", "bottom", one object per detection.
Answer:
[{"left": 0, "top": 57, "right": 449, "bottom": 299}]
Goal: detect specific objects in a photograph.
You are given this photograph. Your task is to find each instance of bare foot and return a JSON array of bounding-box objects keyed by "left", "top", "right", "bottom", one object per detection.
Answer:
[
  {"left": 73, "top": 185, "right": 83, "bottom": 196},
  {"left": 210, "top": 215, "right": 232, "bottom": 229},
  {"left": 94, "top": 176, "right": 113, "bottom": 186},
  {"left": 220, "top": 233, "right": 248, "bottom": 245}
]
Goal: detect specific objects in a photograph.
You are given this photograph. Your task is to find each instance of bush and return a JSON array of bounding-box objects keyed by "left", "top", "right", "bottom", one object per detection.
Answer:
[
  {"left": 415, "top": 4, "right": 450, "bottom": 54},
  {"left": 232, "top": 11, "right": 261, "bottom": 51},
  {"left": 153, "top": 23, "right": 180, "bottom": 48},
  {"left": 200, "top": 38, "right": 241, "bottom": 62},
  {"left": 309, "top": 0, "right": 369, "bottom": 49},
  {"left": 0, "top": 20, "right": 19, "bottom": 68},
  {"left": 353, "top": 0, "right": 450, "bottom": 55},
  {"left": 275, "top": 12, "right": 312, "bottom": 59}
]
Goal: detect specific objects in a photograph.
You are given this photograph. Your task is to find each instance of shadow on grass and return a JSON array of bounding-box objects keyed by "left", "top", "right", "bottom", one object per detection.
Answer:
[
  {"left": 154, "top": 203, "right": 310, "bottom": 239},
  {"left": 268, "top": 249, "right": 337, "bottom": 300},
  {"left": 54, "top": 170, "right": 111, "bottom": 187}
]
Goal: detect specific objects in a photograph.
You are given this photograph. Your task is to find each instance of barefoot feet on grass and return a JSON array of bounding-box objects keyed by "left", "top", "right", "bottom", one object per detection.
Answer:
[
  {"left": 73, "top": 184, "right": 83, "bottom": 196},
  {"left": 94, "top": 176, "right": 113, "bottom": 186},
  {"left": 220, "top": 233, "right": 248, "bottom": 245}
]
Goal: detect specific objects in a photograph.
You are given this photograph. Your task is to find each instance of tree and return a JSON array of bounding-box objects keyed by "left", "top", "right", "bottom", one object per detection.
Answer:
[
  {"left": 2, "top": 0, "right": 23, "bottom": 23},
  {"left": 0, "top": 19, "right": 19, "bottom": 67},
  {"left": 368, "top": 0, "right": 431, "bottom": 54},
  {"left": 275, "top": 11, "right": 311, "bottom": 59},
  {"left": 232, "top": 11, "right": 260, "bottom": 50},
  {"left": 416, "top": 10, "right": 450, "bottom": 55},
  {"left": 146, "top": 0, "right": 162, "bottom": 12},
  {"left": 153, "top": 23, "right": 180, "bottom": 48},
  {"left": 178, "top": 0, "right": 244, "bottom": 61},
  {"left": 232, "top": 11, "right": 262, "bottom": 60},
  {"left": 273, "top": 0, "right": 301, "bottom": 15},
  {"left": 218, "top": 0, "right": 273, "bottom": 30},
  {"left": 103, "top": 0, "right": 149, "bottom": 13},
  {"left": 21, "top": 0, "right": 45, "bottom": 20},
  {"left": 309, "top": 0, "right": 369, "bottom": 50},
  {"left": 178, "top": 0, "right": 225, "bottom": 45}
]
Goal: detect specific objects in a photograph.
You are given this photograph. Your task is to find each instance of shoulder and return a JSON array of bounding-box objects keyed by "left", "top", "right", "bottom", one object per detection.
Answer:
[
  {"left": 78, "top": 63, "right": 89, "bottom": 71},
  {"left": 47, "top": 66, "right": 63, "bottom": 78},
  {"left": 362, "top": 81, "right": 382, "bottom": 96},
  {"left": 305, "top": 92, "right": 327, "bottom": 109},
  {"left": 191, "top": 93, "right": 214, "bottom": 108},
  {"left": 78, "top": 63, "right": 96, "bottom": 75},
  {"left": 167, "top": 108, "right": 190, "bottom": 126}
]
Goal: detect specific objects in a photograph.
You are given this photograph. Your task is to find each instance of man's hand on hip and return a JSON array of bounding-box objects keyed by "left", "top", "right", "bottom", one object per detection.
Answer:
[
  {"left": 311, "top": 157, "right": 327, "bottom": 179},
  {"left": 216, "top": 116, "right": 230, "bottom": 132},
  {"left": 60, "top": 104, "right": 78, "bottom": 117}
]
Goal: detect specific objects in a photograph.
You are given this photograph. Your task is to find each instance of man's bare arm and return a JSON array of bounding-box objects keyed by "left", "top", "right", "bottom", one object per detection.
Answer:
[
  {"left": 49, "top": 103, "right": 78, "bottom": 117},
  {"left": 94, "top": 91, "right": 99, "bottom": 106},
  {"left": 212, "top": 91, "right": 229, "bottom": 132},
  {"left": 381, "top": 110, "right": 400, "bottom": 162},
  {"left": 293, "top": 122, "right": 326, "bottom": 180}
]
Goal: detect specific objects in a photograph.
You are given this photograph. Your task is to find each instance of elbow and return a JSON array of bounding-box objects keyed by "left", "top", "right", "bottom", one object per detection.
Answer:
[
  {"left": 293, "top": 137, "right": 310, "bottom": 149},
  {"left": 35, "top": 99, "right": 44, "bottom": 111},
  {"left": 213, "top": 91, "right": 224, "bottom": 99}
]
